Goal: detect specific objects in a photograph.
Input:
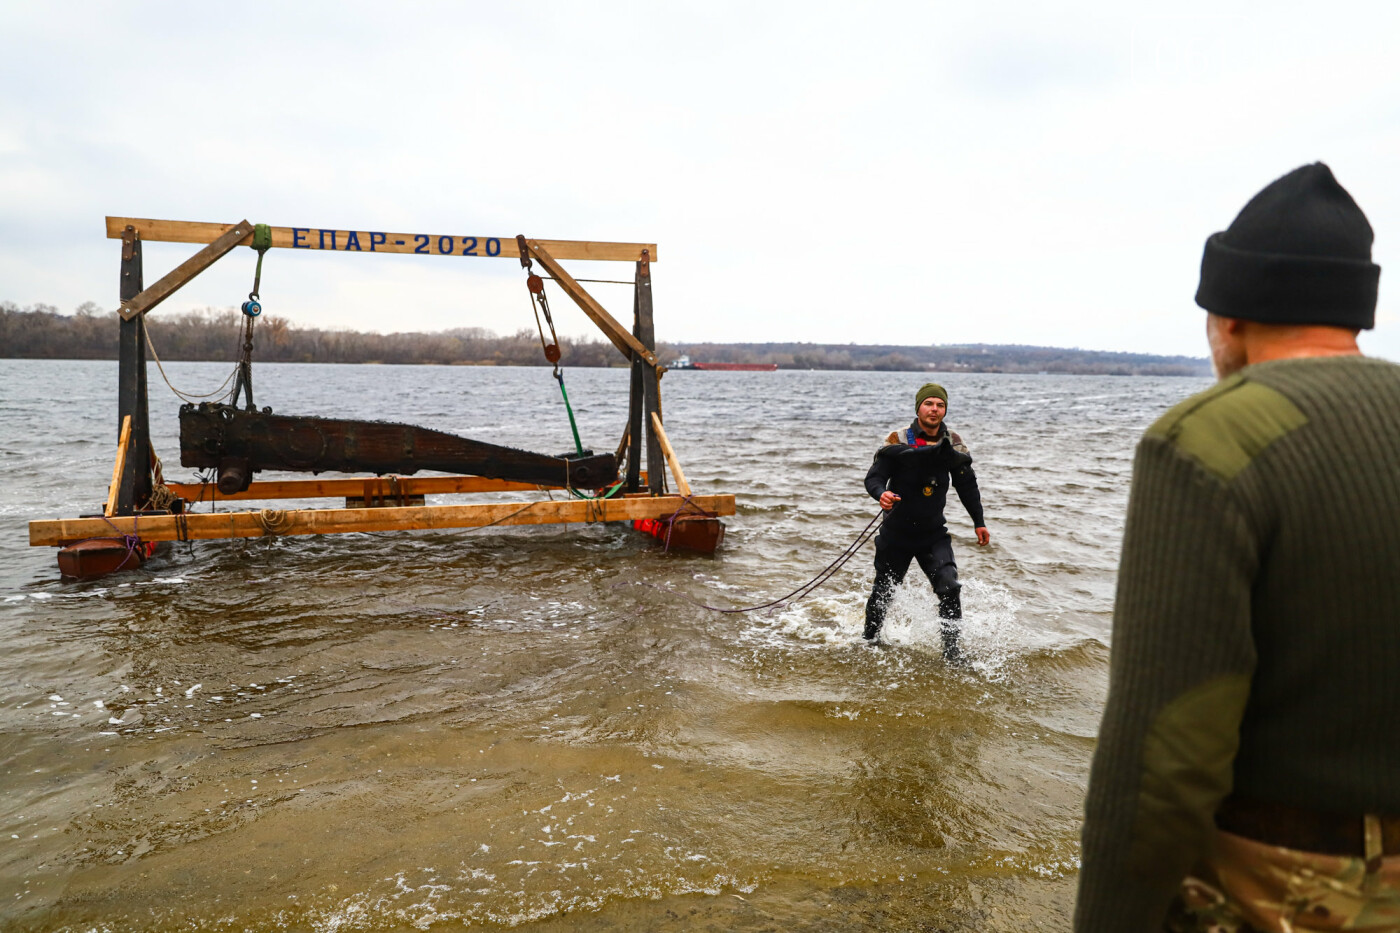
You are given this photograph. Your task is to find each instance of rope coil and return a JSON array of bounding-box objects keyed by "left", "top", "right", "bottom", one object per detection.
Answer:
[{"left": 256, "top": 508, "right": 292, "bottom": 536}]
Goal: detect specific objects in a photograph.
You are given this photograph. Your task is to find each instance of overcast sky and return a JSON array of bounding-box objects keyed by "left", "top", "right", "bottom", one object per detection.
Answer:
[{"left": 2, "top": 2, "right": 1397, "bottom": 359}]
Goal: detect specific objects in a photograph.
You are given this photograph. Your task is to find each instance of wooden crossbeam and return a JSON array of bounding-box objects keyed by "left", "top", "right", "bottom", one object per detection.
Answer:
[
  {"left": 163, "top": 473, "right": 645, "bottom": 502},
  {"left": 106, "top": 217, "right": 657, "bottom": 263},
  {"left": 526, "top": 240, "right": 660, "bottom": 368},
  {"left": 29, "top": 494, "right": 736, "bottom": 546},
  {"left": 650, "top": 413, "right": 691, "bottom": 498},
  {"left": 118, "top": 220, "right": 254, "bottom": 320}
]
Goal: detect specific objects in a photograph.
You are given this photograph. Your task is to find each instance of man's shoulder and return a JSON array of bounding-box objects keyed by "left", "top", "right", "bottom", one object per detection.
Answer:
[
  {"left": 877, "top": 425, "right": 971, "bottom": 453},
  {"left": 1142, "top": 374, "right": 1308, "bottom": 482}
]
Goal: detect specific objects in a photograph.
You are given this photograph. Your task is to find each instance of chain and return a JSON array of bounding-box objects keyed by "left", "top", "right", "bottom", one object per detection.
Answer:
[{"left": 231, "top": 224, "right": 272, "bottom": 411}]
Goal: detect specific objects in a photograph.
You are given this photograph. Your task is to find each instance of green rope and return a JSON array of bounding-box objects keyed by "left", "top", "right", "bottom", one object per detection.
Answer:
[
  {"left": 570, "top": 480, "right": 625, "bottom": 501},
  {"left": 556, "top": 374, "right": 585, "bottom": 457}
]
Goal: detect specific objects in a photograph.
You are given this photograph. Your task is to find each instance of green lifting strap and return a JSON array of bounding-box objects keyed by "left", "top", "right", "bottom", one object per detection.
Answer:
[
  {"left": 250, "top": 224, "right": 273, "bottom": 296},
  {"left": 555, "top": 373, "right": 585, "bottom": 457}
]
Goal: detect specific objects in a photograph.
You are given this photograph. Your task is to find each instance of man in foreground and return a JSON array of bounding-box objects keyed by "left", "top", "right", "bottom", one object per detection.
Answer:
[
  {"left": 1076, "top": 163, "right": 1400, "bottom": 931},
  {"left": 862, "top": 383, "right": 990, "bottom": 655}
]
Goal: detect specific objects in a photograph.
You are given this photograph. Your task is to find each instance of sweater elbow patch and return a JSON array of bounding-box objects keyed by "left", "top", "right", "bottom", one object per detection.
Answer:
[
  {"left": 1128, "top": 673, "right": 1252, "bottom": 878},
  {"left": 1146, "top": 380, "right": 1307, "bottom": 482}
]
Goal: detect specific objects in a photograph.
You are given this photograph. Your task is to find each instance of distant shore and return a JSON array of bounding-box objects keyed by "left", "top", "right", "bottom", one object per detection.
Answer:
[{"left": 1, "top": 302, "right": 1212, "bottom": 376}]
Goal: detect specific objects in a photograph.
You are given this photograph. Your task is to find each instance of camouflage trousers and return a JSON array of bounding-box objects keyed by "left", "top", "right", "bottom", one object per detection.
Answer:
[{"left": 1166, "top": 829, "right": 1400, "bottom": 932}]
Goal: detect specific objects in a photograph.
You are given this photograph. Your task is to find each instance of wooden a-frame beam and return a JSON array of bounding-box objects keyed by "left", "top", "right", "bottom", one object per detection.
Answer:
[
  {"left": 106, "top": 217, "right": 657, "bottom": 263},
  {"left": 104, "top": 416, "right": 132, "bottom": 517},
  {"left": 650, "top": 412, "right": 691, "bottom": 497},
  {"left": 525, "top": 240, "right": 660, "bottom": 369},
  {"left": 119, "top": 220, "right": 254, "bottom": 320}
]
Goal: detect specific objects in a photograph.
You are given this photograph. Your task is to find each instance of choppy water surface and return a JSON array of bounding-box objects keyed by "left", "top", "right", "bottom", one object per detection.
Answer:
[{"left": 0, "top": 360, "right": 1205, "bottom": 931}]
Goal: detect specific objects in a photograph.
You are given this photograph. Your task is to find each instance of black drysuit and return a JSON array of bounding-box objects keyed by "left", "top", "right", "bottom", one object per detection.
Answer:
[{"left": 862, "top": 422, "right": 986, "bottom": 653}]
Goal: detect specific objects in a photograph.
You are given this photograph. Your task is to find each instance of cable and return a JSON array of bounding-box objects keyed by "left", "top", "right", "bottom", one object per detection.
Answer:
[{"left": 623, "top": 509, "right": 886, "bottom": 614}]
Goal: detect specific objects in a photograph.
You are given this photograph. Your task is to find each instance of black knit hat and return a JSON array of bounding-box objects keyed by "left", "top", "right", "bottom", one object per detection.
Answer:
[{"left": 1195, "top": 163, "right": 1380, "bottom": 329}]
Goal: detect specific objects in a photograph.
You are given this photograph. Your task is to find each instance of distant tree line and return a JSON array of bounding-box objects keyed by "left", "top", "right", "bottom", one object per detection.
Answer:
[
  {"left": 1, "top": 302, "right": 1209, "bottom": 375},
  {"left": 0, "top": 302, "right": 636, "bottom": 367},
  {"left": 673, "top": 341, "right": 1211, "bottom": 376}
]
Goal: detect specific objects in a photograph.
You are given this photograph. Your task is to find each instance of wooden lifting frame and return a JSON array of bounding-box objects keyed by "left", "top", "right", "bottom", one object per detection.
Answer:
[{"left": 28, "top": 217, "right": 734, "bottom": 566}]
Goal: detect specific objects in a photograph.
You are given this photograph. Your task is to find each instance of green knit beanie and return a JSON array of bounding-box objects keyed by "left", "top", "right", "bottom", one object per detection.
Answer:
[{"left": 915, "top": 382, "right": 948, "bottom": 412}]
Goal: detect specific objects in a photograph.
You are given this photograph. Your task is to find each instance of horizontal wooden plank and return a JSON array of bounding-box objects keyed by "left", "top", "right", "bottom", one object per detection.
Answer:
[
  {"left": 167, "top": 475, "right": 560, "bottom": 501},
  {"left": 165, "top": 472, "right": 648, "bottom": 501},
  {"left": 30, "top": 494, "right": 734, "bottom": 546},
  {"left": 105, "top": 217, "right": 657, "bottom": 262}
]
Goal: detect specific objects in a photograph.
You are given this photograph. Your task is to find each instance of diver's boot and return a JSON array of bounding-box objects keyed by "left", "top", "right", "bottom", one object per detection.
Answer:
[
  {"left": 862, "top": 619, "right": 881, "bottom": 642},
  {"left": 940, "top": 621, "right": 964, "bottom": 664},
  {"left": 938, "top": 591, "right": 964, "bottom": 663}
]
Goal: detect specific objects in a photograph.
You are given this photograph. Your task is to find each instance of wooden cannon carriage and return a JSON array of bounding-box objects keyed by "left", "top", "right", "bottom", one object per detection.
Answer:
[{"left": 28, "top": 217, "right": 734, "bottom": 578}]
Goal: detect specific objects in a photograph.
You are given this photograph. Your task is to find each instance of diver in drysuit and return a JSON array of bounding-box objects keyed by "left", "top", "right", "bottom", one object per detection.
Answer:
[{"left": 863, "top": 383, "right": 990, "bottom": 657}]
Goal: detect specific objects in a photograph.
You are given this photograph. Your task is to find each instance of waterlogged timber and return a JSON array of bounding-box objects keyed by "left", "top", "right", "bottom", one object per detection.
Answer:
[{"left": 0, "top": 361, "right": 1209, "bottom": 930}]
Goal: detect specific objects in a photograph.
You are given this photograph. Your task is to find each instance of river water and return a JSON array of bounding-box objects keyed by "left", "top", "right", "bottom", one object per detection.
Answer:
[{"left": 0, "top": 360, "right": 1206, "bottom": 931}]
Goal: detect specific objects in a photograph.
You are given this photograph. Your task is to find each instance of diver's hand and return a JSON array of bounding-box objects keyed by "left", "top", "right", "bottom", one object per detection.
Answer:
[
  {"left": 879, "top": 491, "right": 901, "bottom": 511},
  {"left": 975, "top": 527, "right": 991, "bottom": 546}
]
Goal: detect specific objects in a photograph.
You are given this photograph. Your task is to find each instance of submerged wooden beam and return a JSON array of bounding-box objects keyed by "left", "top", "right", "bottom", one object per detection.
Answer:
[
  {"left": 106, "top": 217, "right": 657, "bottom": 263},
  {"left": 525, "top": 240, "right": 660, "bottom": 367},
  {"left": 167, "top": 475, "right": 547, "bottom": 501},
  {"left": 30, "top": 494, "right": 735, "bottom": 546},
  {"left": 119, "top": 220, "right": 254, "bottom": 320},
  {"left": 165, "top": 471, "right": 651, "bottom": 502},
  {"left": 650, "top": 413, "right": 691, "bottom": 498}
]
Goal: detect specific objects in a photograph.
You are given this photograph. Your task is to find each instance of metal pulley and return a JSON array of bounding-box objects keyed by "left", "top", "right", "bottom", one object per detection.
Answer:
[{"left": 241, "top": 297, "right": 262, "bottom": 317}]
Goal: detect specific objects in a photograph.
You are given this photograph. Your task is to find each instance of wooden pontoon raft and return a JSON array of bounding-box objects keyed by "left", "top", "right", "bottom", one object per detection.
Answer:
[{"left": 29, "top": 217, "right": 734, "bottom": 578}]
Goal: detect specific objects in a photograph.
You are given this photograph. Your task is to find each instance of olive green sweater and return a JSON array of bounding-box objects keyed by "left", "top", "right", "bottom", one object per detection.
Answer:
[{"left": 1076, "top": 356, "right": 1400, "bottom": 931}]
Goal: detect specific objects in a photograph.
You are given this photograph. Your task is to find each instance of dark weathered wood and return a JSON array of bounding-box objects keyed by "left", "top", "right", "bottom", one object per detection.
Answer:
[
  {"left": 178, "top": 404, "right": 618, "bottom": 493},
  {"left": 115, "top": 227, "right": 151, "bottom": 514},
  {"left": 118, "top": 220, "right": 253, "bottom": 320},
  {"left": 626, "top": 279, "right": 645, "bottom": 493},
  {"left": 636, "top": 251, "right": 665, "bottom": 495}
]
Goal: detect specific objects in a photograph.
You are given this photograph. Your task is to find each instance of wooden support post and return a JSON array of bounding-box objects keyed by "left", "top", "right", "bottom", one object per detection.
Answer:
[
  {"left": 115, "top": 226, "right": 152, "bottom": 515},
  {"left": 650, "top": 412, "right": 691, "bottom": 498},
  {"left": 626, "top": 282, "right": 645, "bottom": 492},
  {"left": 635, "top": 250, "right": 666, "bottom": 495},
  {"left": 105, "top": 417, "right": 132, "bottom": 517},
  {"left": 118, "top": 220, "right": 254, "bottom": 320}
]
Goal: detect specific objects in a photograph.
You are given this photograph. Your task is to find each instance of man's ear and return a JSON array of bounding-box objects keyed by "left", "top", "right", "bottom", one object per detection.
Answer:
[{"left": 1223, "top": 316, "right": 1247, "bottom": 338}]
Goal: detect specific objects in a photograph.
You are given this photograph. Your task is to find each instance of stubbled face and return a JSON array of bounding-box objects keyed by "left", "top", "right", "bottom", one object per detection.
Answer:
[
  {"left": 1206, "top": 313, "right": 1247, "bottom": 380},
  {"left": 917, "top": 396, "right": 947, "bottom": 433}
]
